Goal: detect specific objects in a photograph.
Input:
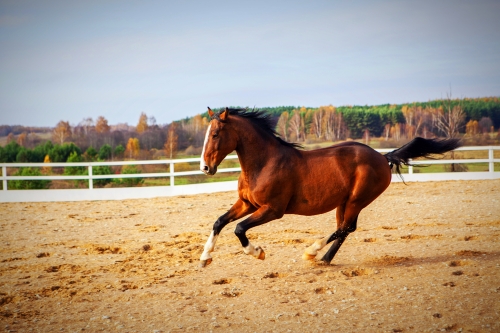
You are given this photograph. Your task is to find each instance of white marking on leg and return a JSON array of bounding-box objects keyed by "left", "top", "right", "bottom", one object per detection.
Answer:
[
  {"left": 304, "top": 237, "right": 328, "bottom": 257},
  {"left": 200, "top": 123, "right": 212, "bottom": 172},
  {"left": 243, "top": 242, "right": 262, "bottom": 258},
  {"left": 200, "top": 230, "right": 218, "bottom": 261}
]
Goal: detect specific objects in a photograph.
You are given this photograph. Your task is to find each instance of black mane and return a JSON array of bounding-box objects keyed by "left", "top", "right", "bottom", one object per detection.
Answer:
[{"left": 213, "top": 108, "right": 302, "bottom": 149}]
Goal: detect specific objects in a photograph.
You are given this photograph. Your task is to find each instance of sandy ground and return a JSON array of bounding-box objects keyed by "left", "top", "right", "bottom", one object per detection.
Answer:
[{"left": 0, "top": 180, "right": 499, "bottom": 333}]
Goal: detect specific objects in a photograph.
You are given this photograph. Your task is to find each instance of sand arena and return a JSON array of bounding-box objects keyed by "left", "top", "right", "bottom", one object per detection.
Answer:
[{"left": 1, "top": 180, "right": 499, "bottom": 332}]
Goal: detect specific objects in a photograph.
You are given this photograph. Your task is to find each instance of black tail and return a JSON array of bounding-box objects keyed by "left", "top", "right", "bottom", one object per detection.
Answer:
[{"left": 385, "top": 137, "right": 462, "bottom": 179}]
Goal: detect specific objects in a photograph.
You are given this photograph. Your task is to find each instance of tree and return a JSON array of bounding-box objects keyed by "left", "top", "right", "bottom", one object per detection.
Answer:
[
  {"left": 136, "top": 112, "right": 149, "bottom": 134},
  {"left": 3, "top": 141, "right": 21, "bottom": 162},
  {"left": 17, "top": 132, "right": 27, "bottom": 147},
  {"left": 42, "top": 154, "right": 52, "bottom": 175},
  {"left": 125, "top": 138, "right": 140, "bottom": 159},
  {"left": 288, "top": 110, "right": 304, "bottom": 142},
  {"left": 93, "top": 163, "right": 113, "bottom": 187},
  {"left": 84, "top": 147, "right": 98, "bottom": 161},
  {"left": 95, "top": 116, "right": 110, "bottom": 134},
  {"left": 16, "top": 148, "right": 29, "bottom": 162},
  {"left": 52, "top": 121, "right": 71, "bottom": 144},
  {"left": 164, "top": 123, "right": 178, "bottom": 159},
  {"left": 98, "top": 144, "right": 112, "bottom": 160},
  {"left": 433, "top": 95, "right": 465, "bottom": 138},
  {"left": 276, "top": 112, "right": 289, "bottom": 141},
  {"left": 113, "top": 165, "right": 143, "bottom": 187},
  {"left": 114, "top": 144, "right": 125, "bottom": 158},
  {"left": 401, "top": 105, "right": 425, "bottom": 139},
  {"left": 78, "top": 117, "right": 94, "bottom": 136},
  {"left": 323, "top": 106, "right": 346, "bottom": 141},
  {"left": 9, "top": 168, "right": 51, "bottom": 190},
  {"left": 64, "top": 151, "right": 87, "bottom": 187},
  {"left": 311, "top": 108, "right": 324, "bottom": 139}
]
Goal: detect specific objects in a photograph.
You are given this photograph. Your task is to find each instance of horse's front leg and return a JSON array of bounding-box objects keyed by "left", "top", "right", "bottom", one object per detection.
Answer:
[
  {"left": 199, "top": 199, "right": 255, "bottom": 267},
  {"left": 234, "top": 205, "right": 284, "bottom": 261}
]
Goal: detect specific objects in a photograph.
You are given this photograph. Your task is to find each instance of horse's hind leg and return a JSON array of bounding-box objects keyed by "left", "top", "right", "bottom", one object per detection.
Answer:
[
  {"left": 303, "top": 204, "right": 350, "bottom": 260},
  {"left": 320, "top": 212, "right": 359, "bottom": 264}
]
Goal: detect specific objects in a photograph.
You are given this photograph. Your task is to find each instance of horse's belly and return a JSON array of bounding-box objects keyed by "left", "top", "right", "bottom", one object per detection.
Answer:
[{"left": 286, "top": 184, "right": 347, "bottom": 216}]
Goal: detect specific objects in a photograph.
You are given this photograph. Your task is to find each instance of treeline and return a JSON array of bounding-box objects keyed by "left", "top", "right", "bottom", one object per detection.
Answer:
[
  {"left": 275, "top": 97, "right": 500, "bottom": 143},
  {"left": 1, "top": 97, "right": 499, "bottom": 164}
]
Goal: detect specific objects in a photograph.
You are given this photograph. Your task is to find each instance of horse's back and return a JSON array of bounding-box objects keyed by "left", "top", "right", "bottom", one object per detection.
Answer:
[{"left": 285, "top": 142, "right": 391, "bottom": 215}]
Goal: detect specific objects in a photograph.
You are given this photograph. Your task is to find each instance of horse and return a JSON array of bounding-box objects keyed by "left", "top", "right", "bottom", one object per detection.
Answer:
[{"left": 198, "top": 107, "right": 461, "bottom": 267}]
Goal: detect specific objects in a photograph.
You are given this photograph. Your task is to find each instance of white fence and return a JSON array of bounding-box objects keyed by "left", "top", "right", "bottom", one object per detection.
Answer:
[{"left": 1, "top": 146, "right": 499, "bottom": 203}]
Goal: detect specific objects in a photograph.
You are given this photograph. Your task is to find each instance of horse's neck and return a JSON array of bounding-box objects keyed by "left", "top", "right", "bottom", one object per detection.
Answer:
[{"left": 235, "top": 126, "right": 286, "bottom": 174}]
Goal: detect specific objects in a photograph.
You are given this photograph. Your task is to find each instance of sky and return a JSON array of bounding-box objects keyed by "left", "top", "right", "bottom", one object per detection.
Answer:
[{"left": 0, "top": 0, "right": 499, "bottom": 127}]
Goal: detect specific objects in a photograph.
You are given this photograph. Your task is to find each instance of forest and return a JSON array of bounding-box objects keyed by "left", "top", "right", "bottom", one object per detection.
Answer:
[{"left": 1, "top": 96, "right": 499, "bottom": 165}]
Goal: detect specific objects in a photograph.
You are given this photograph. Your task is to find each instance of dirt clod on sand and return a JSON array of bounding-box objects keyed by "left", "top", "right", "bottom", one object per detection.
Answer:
[{"left": 1, "top": 180, "right": 499, "bottom": 332}]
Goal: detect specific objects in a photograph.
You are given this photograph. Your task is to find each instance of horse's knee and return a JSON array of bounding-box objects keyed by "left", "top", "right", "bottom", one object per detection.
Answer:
[
  {"left": 234, "top": 223, "right": 249, "bottom": 247},
  {"left": 213, "top": 217, "right": 225, "bottom": 234}
]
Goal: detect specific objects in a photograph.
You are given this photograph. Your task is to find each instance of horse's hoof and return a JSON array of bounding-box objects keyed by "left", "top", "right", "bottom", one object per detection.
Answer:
[
  {"left": 199, "top": 258, "right": 212, "bottom": 268},
  {"left": 257, "top": 250, "right": 266, "bottom": 260},
  {"left": 302, "top": 252, "right": 316, "bottom": 261}
]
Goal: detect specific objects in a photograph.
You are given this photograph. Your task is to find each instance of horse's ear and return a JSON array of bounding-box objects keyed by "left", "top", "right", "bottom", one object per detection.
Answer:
[
  {"left": 207, "top": 107, "right": 215, "bottom": 118},
  {"left": 220, "top": 107, "right": 229, "bottom": 121}
]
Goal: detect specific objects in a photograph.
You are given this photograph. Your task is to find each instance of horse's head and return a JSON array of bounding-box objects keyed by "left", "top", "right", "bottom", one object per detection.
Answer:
[{"left": 200, "top": 107, "right": 238, "bottom": 175}]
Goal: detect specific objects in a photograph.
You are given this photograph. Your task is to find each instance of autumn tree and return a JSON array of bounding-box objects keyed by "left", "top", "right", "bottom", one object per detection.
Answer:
[
  {"left": 433, "top": 95, "right": 465, "bottom": 138},
  {"left": 311, "top": 108, "right": 324, "bottom": 139},
  {"left": 478, "top": 117, "right": 493, "bottom": 134},
  {"left": 17, "top": 132, "right": 27, "bottom": 147},
  {"left": 125, "top": 138, "right": 140, "bottom": 159},
  {"left": 164, "top": 123, "right": 178, "bottom": 159},
  {"left": 323, "top": 105, "right": 346, "bottom": 141},
  {"left": 179, "top": 114, "right": 207, "bottom": 147},
  {"left": 288, "top": 110, "right": 304, "bottom": 142},
  {"left": 95, "top": 116, "right": 110, "bottom": 134},
  {"left": 52, "top": 121, "right": 72, "bottom": 144},
  {"left": 78, "top": 117, "right": 94, "bottom": 136},
  {"left": 136, "top": 112, "right": 149, "bottom": 134},
  {"left": 42, "top": 154, "right": 52, "bottom": 174},
  {"left": 465, "top": 120, "right": 479, "bottom": 137},
  {"left": 276, "top": 112, "right": 289, "bottom": 141},
  {"left": 383, "top": 123, "right": 391, "bottom": 141}
]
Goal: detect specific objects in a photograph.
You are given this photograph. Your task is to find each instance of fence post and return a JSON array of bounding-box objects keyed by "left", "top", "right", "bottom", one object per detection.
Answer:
[
  {"left": 408, "top": 158, "right": 413, "bottom": 174},
  {"left": 2, "top": 166, "right": 6, "bottom": 191},
  {"left": 489, "top": 148, "right": 494, "bottom": 173},
  {"left": 170, "top": 162, "right": 175, "bottom": 187},
  {"left": 88, "top": 165, "right": 93, "bottom": 190}
]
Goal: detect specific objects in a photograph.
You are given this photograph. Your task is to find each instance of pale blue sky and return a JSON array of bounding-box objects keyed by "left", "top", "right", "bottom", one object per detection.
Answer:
[{"left": 1, "top": 0, "right": 499, "bottom": 127}]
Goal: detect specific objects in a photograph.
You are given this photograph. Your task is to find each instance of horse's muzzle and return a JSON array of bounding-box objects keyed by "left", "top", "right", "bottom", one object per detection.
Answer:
[{"left": 202, "top": 165, "right": 217, "bottom": 175}]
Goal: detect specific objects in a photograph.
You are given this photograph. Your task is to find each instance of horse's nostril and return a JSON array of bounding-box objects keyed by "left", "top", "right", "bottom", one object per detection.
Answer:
[{"left": 203, "top": 166, "right": 209, "bottom": 171}]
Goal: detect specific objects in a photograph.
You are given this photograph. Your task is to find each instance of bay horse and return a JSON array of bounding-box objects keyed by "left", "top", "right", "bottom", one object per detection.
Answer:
[{"left": 199, "top": 107, "right": 461, "bottom": 267}]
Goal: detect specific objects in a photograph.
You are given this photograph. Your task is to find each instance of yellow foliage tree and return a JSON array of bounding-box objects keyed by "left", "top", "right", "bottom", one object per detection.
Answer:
[
  {"left": 17, "top": 132, "right": 27, "bottom": 147},
  {"left": 42, "top": 154, "right": 52, "bottom": 174},
  {"left": 52, "top": 121, "right": 71, "bottom": 144},
  {"left": 164, "top": 123, "right": 178, "bottom": 159},
  {"left": 95, "top": 116, "right": 110, "bottom": 134},
  {"left": 276, "top": 112, "right": 289, "bottom": 141},
  {"left": 125, "top": 138, "right": 140, "bottom": 159},
  {"left": 136, "top": 112, "right": 149, "bottom": 134}
]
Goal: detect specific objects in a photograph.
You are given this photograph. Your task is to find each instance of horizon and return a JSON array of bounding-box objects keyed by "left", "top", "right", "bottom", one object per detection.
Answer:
[
  {"left": 1, "top": 95, "right": 499, "bottom": 128},
  {"left": 1, "top": 1, "right": 499, "bottom": 127}
]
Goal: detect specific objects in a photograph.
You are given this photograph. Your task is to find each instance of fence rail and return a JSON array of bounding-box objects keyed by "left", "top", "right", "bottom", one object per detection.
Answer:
[{"left": 1, "top": 146, "right": 499, "bottom": 203}]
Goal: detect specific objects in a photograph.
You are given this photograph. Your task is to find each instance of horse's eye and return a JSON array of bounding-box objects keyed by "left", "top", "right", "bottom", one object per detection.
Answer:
[{"left": 213, "top": 133, "right": 218, "bottom": 138}]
